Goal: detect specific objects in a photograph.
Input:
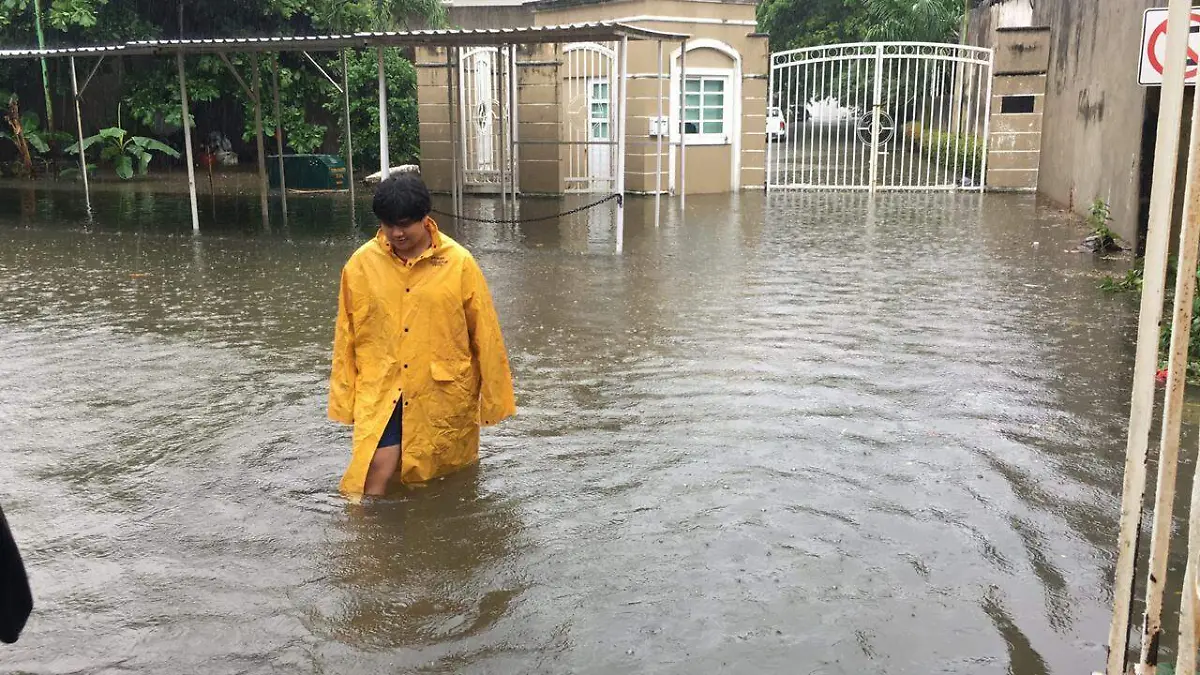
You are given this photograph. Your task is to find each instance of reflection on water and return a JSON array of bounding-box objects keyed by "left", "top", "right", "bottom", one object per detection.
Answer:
[{"left": 0, "top": 181, "right": 1163, "bottom": 674}]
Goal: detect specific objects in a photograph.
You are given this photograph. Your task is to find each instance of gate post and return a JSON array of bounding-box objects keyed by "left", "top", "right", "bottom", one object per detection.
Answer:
[
  {"left": 868, "top": 43, "right": 884, "bottom": 192},
  {"left": 766, "top": 52, "right": 775, "bottom": 190}
]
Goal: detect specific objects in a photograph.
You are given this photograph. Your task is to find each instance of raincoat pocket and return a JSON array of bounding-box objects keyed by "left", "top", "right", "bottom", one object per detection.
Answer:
[
  {"left": 431, "top": 360, "right": 471, "bottom": 383},
  {"left": 429, "top": 360, "right": 477, "bottom": 429}
]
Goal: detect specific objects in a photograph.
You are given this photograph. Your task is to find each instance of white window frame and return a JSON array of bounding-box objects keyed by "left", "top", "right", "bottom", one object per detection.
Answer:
[{"left": 670, "top": 66, "right": 733, "bottom": 146}]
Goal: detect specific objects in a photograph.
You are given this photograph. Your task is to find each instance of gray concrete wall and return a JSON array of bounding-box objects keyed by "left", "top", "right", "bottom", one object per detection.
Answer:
[{"left": 971, "top": 0, "right": 1153, "bottom": 243}]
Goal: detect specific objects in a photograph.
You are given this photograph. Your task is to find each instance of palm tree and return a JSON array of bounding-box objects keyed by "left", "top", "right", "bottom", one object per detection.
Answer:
[{"left": 864, "top": 0, "right": 963, "bottom": 43}]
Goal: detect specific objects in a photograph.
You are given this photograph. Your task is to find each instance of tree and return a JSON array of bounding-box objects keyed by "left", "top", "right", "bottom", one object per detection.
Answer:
[
  {"left": 0, "top": 0, "right": 446, "bottom": 170},
  {"left": 756, "top": 0, "right": 871, "bottom": 52},
  {"left": 864, "top": 0, "right": 968, "bottom": 43}
]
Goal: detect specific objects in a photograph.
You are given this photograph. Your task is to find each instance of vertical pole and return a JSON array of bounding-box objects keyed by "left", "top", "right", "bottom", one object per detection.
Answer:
[
  {"left": 679, "top": 39, "right": 687, "bottom": 209},
  {"left": 868, "top": 44, "right": 884, "bottom": 193},
  {"left": 68, "top": 57, "right": 91, "bottom": 216},
  {"left": 979, "top": 51, "right": 994, "bottom": 192},
  {"left": 1143, "top": 55, "right": 1200, "bottom": 674},
  {"left": 656, "top": 40, "right": 664, "bottom": 226},
  {"left": 378, "top": 45, "right": 390, "bottom": 181},
  {"left": 177, "top": 51, "right": 199, "bottom": 232},
  {"left": 616, "top": 36, "right": 628, "bottom": 254},
  {"left": 510, "top": 44, "right": 520, "bottom": 208},
  {"left": 252, "top": 53, "right": 270, "bottom": 228},
  {"left": 342, "top": 49, "right": 357, "bottom": 216},
  {"left": 1108, "top": 0, "right": 1194, "bottom": 670},
  {"left": 272, "top": 54, "right": 288, "bottom": 222},
  {"left": 448, "top": 48, "right": 461, "bottom": 216},
  {"left": 32, "top": 0, "right": 54, "bottom": 136},
  {"left": 766, "top": 51, "right": 774, "bottom": 191},
  {"left": 497, "top": 47, "right": 508, "bottom": 217}
]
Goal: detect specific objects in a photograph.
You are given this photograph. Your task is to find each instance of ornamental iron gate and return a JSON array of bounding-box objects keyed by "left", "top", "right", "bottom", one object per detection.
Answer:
[{"left": 767, "top": 42, "right": 993, "bottom": 191}]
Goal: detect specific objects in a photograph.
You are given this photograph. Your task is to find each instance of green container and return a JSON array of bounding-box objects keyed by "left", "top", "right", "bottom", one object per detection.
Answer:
[{"left": 267, "top": 154, "right": 347, "bottom": 190}]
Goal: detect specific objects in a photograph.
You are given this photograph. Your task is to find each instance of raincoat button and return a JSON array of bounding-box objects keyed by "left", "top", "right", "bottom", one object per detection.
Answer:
[
  {"left": 406, "top": 288, "right": 411, "bottom": 293},
  {"left": 404, "top": 327, "right": 409, "bottom": 332},
  {"left": 404, "top": 364, "right": 408, "bottom": 369}
]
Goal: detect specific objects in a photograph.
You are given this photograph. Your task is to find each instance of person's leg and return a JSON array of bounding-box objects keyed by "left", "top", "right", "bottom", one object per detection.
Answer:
[
  {"left": 364, "top": 445, "right": 400, "bottom": 496},
  {"left": 364, "top": 400, "right": 403, "bottom": 496}
]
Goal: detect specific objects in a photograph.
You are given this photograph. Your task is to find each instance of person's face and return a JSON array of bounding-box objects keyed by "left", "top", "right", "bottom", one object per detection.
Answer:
[{"left": 382, "top": 217, "right": 431, "bottom": 258}]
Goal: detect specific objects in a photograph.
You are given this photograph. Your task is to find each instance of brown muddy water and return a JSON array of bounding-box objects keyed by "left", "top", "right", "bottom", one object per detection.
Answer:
[{"left": 0, "top": 183, "right": 1179, "bottom": 674}]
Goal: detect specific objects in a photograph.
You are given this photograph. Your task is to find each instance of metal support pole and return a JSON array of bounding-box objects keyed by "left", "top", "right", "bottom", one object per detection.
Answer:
[
  {"left": 656, "top": 40, "right": 664, "bottom": 227},
  {"left": 342, "top": 49, "right": 356, "bottom": 219},
  {"left": 177, "top": 51, "right": 199, "bottom": 232},
  {"left": 616, "top": 37, "right": 628, "bottom": 254},
  {"left": 1145, "top": 76, "right": 1200, "bottom": 675},
  {"left": 272, "top": 55, "right": 288, "bottom": 222},
  {"left": 679, "top": 39, "right": 687, "bottom": 209},
  {"left": 251, "top": 54, "right": 269, "bottom": 228},
  {"left": 766, "top": 51, "right": 774, "bottom": 191},
  {"left": 497, "top": 47, "right": 508, "bottom": 218},
  {"left": 868, "top": 44, "right": 884, "bottom": 194},
  {"left": 510, "top": 45, "right": 520, "bottom": 209},
  {"left": 1108, "top": 0, "right": 1194, "bottom": 670},
  {"left": 68, "top": 57, "right": 91, "bottom": 216},
  {"left": 448, "top": 48, "right": 462, "bottom": 217},
  {"left": 378, "top": 46, "right": 390, "bottom": 181}
]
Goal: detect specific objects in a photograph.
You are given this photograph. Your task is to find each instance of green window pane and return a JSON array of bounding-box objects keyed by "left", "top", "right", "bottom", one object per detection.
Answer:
[
  {"left": 704, "top": 94, "right": 724, "bottom": 107},
  {"left": 684, "top": 94, "right": 701, "bottom": 107},
  {"left": 702, "top": 121, "right": 723, "bottom": 134},
  {"left": 591, "top": 103, "right": 609, "bottom": 117},
  {"left": 594, "top": 83, "right": 609, "bottom": 97},
  {"left": 703, "top": 108, "right": 723, "bottom": 121},
  {"left": 703, "top": 79, "right": 724, "bottom": 93},
  {"left": 685, "top": 79, "right": 701, "bottom": 92},
  {"left": 684, "top": 108, "right": 700, "bottom": 122}
]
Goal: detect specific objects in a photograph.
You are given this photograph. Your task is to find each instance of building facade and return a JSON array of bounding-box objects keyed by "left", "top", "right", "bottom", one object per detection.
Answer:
[{"left": 415, "top": 0, "right": 768, "bottom": 196}]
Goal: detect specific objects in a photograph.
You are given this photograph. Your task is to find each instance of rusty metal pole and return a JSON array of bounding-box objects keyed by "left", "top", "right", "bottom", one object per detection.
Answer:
[
  {"left": 1140, "top": 62, "right": 1200, "bottom": 675},
  {"left": 1107, "top": 0, "right": 1194, "bottom": 670}
]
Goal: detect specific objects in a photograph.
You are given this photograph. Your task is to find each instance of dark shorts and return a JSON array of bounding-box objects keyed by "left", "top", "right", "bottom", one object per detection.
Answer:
[{"left": 377, "top": 399, "right": 403, "bottom": 448}]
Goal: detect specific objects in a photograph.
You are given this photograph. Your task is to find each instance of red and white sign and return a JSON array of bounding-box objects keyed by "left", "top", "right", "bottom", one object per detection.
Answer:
[{"left": 1140, "top": 7, "right": 1200, "bottom": 86}]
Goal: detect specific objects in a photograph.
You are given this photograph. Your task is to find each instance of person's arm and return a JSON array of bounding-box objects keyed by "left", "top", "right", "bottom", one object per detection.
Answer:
[
  {"left": 463, "top": 257, "right": 516, "bottom": 426},
  {"left": 328, "top": 266, "right": 358, "bottom": 425},
  {"left": 0, "top": 503, "right": 32, "bottom": 644}
]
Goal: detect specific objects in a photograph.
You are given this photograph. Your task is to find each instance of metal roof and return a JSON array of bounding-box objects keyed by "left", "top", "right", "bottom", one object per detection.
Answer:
[{"left": 0, "top": 22, "right": 689, "bottom": 60}]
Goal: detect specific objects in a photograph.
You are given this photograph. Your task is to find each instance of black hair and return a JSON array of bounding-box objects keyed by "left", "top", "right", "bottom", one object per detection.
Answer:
[{"left": 372, "top": 173, "right": 432, "bottom": 225}]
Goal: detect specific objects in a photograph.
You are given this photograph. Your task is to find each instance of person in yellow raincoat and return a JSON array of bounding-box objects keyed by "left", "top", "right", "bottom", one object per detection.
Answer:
[{"left": 328, "top": 174, "right": 516, "bottom": 496}]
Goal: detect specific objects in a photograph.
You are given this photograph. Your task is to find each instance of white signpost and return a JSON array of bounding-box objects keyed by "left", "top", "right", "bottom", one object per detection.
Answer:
[{"left": 1140, "top": 7, "right": 1200, "bottom": 86}]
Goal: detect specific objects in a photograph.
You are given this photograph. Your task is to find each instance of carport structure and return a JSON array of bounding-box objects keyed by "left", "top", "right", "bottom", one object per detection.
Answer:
[{"left": 0, "top": 22, "right": 689, "bottom": 241}]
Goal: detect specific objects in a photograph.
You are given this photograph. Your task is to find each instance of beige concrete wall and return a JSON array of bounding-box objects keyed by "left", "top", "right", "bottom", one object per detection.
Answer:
[
  {"left": 416, "top": 47, "right": 454, "bottom": 194},
  {"left": 986, "top": 29, "right": 1049, "bottom": 192}
]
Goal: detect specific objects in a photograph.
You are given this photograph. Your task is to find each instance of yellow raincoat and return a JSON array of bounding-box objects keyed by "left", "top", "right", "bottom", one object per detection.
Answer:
[{"left": 328, "top": 220, "right": 516, "bottom": 495}]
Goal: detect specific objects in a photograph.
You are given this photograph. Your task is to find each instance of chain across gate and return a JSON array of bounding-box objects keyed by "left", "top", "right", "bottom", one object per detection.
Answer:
[{"left": 767, "top": 42, "right": 994, "bottom": 192}]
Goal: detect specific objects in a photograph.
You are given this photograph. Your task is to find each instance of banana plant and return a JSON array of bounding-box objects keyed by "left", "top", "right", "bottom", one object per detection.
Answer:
[{"left": 67, "top": 126, "right": 181, "bottom": 180}]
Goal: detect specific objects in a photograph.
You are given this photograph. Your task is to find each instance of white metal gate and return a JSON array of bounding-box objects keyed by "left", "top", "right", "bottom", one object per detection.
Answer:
[
  {"left": 459, "top": 47, "right": 502, "bottom": 190},
  {"left": 564, "top": 42, "right": 617, "bottom": 194},
  {"left": 767, "top": 42, "right": 993, "bottom": 191}
]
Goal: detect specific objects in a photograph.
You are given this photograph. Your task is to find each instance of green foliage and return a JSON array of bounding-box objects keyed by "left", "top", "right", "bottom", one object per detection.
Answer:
[
  {"left": 864, "top": 0, "right": 966, "bottom": 43},
  {"left": 902, "top": 121, "right": 983, "bottom": 182},
  {"left": 1100, "top": 266, "right": 1144, "bottom": 293},
  {"left": 1081, "top": 199, "right": 1125, "bottom": 253},
  {"left": 757, "top": 0, "right": 871, "bottom": 52},
  {"left": 1157, "top": 265, "right": 1200, "bottom": 377},
  {"left": 319, "top": 48, "right": 419, "bottom": 169},
  {"left": 1, "top": 109, "right": 69, "bottom": 155},
  {"left": 67, "top": 125, "right": 181, "bottom": 179},
  {"left": 0, "top": 0, "right": 444, "bottom": 173}
]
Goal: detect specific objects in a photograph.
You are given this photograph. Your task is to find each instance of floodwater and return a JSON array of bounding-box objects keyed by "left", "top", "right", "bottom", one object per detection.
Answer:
[{"left": 0, "top": 180, "right": 1172, "bottom": 674}]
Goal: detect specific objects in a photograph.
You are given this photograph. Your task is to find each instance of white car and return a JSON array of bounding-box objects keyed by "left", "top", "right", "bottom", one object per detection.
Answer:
[{"left": 767, "top": 106, "right": 787, "bottom": 141}]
